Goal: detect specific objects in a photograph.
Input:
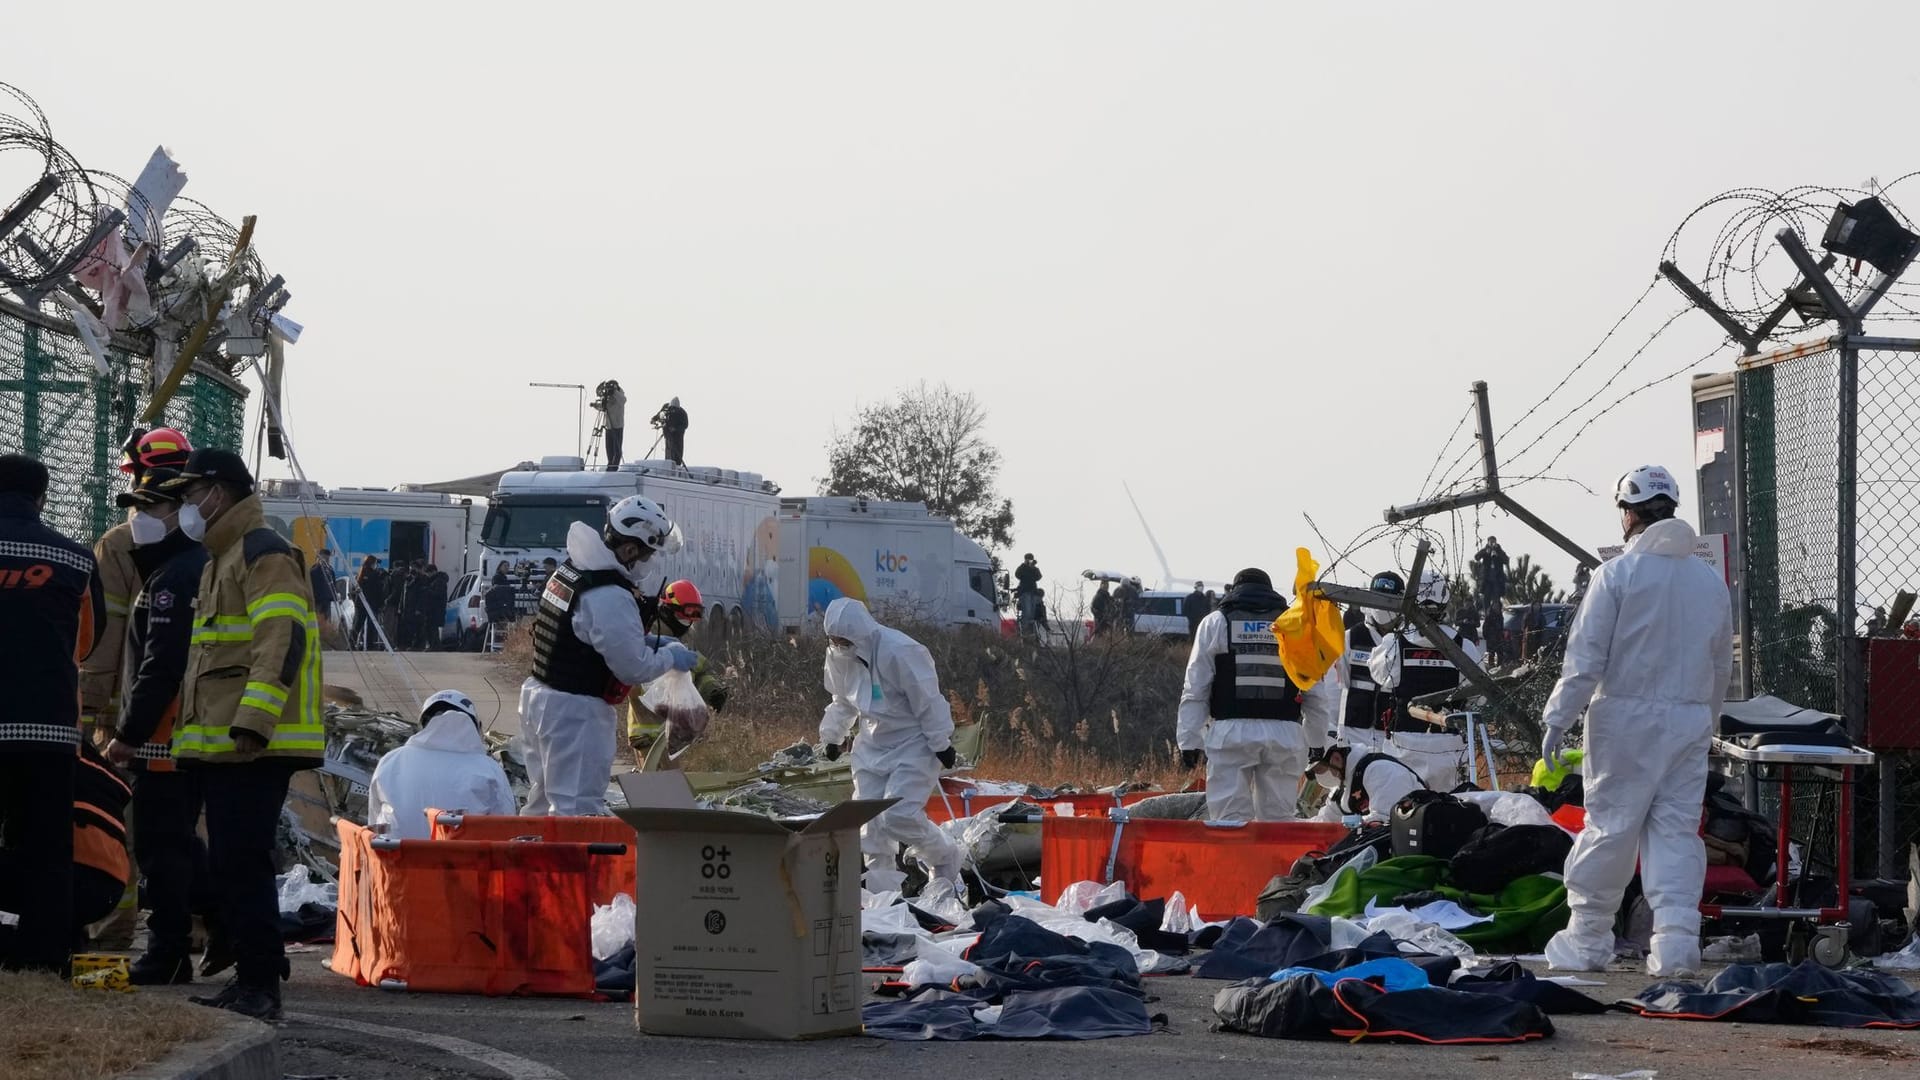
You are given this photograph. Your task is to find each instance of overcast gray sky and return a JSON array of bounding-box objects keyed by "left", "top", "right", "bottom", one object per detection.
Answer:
[{"left": 12, "top": 1, "right": 1915, "bottom": 599}]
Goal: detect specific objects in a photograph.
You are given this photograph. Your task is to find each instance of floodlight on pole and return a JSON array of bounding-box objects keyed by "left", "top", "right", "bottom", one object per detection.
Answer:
[
  {"left": 528, "top": 382, "right": 587, "bottom": 457},
  {"left": 1821, "top": 197, "right": 1919, "bottom": 275}
]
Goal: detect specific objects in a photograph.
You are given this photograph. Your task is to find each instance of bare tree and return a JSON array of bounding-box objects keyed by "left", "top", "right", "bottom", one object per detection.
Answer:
[{"left": 823, "top": 382, "right": 1016, "bottom": 551}]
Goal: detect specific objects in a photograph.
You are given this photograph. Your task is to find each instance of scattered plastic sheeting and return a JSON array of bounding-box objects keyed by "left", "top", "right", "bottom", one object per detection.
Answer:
[
  {"left": 277, "top": 866, "right": 337, "bottom": 915},
  {"left": 902, "top": 942, "right": 984, "bottom": 988},
  {"left": 1571, "top": 1072, "right": 1658, "bottom": 1080},
  {"left": 1213, "top": 974, "right": 1554, "bottom": 1043},
  {"left": 913, "top": 878, "right": 972, "bottom": 928},
  {"left": 1456, "top": 790, "right": 1563, "bottom": 831},
  {"left": 1301, "top": 845, "right": 1379, "bottom": 912},
  {"left": 590, "top": 893, "right": 635, "bottom": 961},
  {"left": 1363, "top": 912, "right": 1479, "bottom": 967},
  {"left": 1362, "top": 898, "right": 1494, "bottom": 931},
  {"left": 1161, "top": 891, "right": 1197, "bottom": 936},
  {"left": 1873, "top": 936, "right": 1920, "bottom": 971},
  {"left": 1055, "top": 880, "right": 1130, "bottom": 916},
  {"left": 1702, "top": 934, "right": 1763, "bottom": 964}
]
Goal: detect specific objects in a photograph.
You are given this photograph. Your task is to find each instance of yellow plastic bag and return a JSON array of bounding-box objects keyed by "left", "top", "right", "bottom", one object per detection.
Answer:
[{"left": 1271, "top": 548, "right": 1346, "bottom": 691}]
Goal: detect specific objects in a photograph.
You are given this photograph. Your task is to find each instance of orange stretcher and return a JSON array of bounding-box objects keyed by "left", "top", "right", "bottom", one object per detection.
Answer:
[
  {"left": 330, "top": 820, "right": 618, "bottom": 997},
  {"left": 923, "top": 789, "right": 1164, "bottom": 824},
  {"left": 1041, "top": 812, "right": 1346, "bottom": 921},
  {"left": 427, "top": 810, "right": 637, "bottom": 908}
]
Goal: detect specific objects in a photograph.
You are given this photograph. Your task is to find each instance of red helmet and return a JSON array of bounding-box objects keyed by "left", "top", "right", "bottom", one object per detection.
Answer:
[
  {"left": 118, "top": 427, "right": 193, "bottom": 474},
  {"left": 661, "top": 580, "right": 704, "bottom": 623}
]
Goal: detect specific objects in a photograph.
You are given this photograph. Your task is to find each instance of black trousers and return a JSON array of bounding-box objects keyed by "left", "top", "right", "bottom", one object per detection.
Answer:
[
  {"left": 190, "top": 760, "right": 298, "bottom": 987},
  {"left": 132, "top": 768, "right": 208, "bottom": 959},
  {"left": 664, "top": 432, "right": 684, "bottom": 466},
  {"left": 0, "top": 747, "right": 75, "bottom": 973},
  {"left": 605, "top": 426, "right": 624, "bottom": 469}
]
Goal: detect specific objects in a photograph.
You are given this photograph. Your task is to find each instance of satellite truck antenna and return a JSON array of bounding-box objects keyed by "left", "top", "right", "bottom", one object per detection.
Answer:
[{"left": 1122, "top": 481, "right": 1178, "bottom": 590}]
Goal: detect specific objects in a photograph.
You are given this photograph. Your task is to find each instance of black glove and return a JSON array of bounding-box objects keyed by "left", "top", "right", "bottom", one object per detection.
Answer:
[
  {"left": 1180, "top": 749, "right": 1202, "bottom": 770},
  {"left": 935, "top": 747, "right": 957, "bottom": 769},
  {"left": 823, "top": 742, "right": 841, "bottom": 762}
]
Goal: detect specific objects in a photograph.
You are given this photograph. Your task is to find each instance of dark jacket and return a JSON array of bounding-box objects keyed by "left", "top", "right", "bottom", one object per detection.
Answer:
[
  {"left": 419, "top": 570, "right": 450, "bottom": 618},
  {"left": 658, "top": 404, "right": 689, "bottom": 434},
  {"left": 1014, "top": 561, "right": 1042, "bottom": 594},
  {"left": 0, "top": 493, "right": 104, "bottom": 750},
  {"left": 117, "top": 528, "right": 209, "bottom": 766},
  {"left": 309, "top": 561, "right": 335, "bottom": 615},
  {"left": 1185, "top": 588, "right": 1211, "bottom": 627},
  {"left": 358, "top": 566, "right": 387, "bottom": 613}
]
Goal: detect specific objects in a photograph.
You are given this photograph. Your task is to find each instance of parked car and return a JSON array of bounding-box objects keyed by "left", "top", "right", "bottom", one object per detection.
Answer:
[{"left": 1503, "top": 602, "right": 1575, "bottom": 660}]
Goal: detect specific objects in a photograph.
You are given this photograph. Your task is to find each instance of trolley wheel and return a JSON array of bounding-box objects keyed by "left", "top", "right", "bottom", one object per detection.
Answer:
[{"left": 1811, "top": 925, "right": 1849, "bottom": 969}]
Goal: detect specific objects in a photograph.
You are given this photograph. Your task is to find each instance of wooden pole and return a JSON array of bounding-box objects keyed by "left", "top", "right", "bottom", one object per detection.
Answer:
[{"left": 139, "top": 215, "right": 256, "bottom": 425}]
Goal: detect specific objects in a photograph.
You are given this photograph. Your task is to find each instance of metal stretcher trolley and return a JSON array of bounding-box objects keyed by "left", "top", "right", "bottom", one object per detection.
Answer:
[{"left": 1703, "top": 695, "right": 1874, "bottom": 967}]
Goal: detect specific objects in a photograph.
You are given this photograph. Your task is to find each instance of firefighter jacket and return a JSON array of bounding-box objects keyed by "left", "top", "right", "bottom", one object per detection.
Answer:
[
  {"left": 79, "top": 521, "right": 139, "bottom": 717},
  {"left": 175, "top": 495, "right": 323, "bottom": 763}
]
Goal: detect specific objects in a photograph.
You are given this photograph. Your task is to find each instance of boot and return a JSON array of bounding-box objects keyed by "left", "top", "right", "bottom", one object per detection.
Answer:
[
  {"left": 189, "top": 976, "right": 243, "bottom": 1009},
  {"left": 218, "top": 982, "right": 283, "bottom": 1023},
  {"left": 129, "top": 952, "right": 194, "bottom": 986}
]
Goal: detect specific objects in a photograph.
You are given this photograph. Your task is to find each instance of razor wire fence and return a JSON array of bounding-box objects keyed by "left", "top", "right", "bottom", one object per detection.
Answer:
[
  {"left": 1739, "top": 337, "right": 1920, "bottom": 876},
  {"left": 1, "top": 297, "right": 246, "bottom": 545}
]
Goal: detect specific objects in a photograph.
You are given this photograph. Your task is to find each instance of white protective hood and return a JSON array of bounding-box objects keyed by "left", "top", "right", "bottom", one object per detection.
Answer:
[
  {"left": 565, "top": 519, "right": 655, "bottom": 589},
  {"left": 367, "top": 712, "right": 517, "bottom": 838}
]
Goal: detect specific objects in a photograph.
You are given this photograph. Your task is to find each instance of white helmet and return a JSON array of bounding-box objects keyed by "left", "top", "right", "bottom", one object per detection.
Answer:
[
  {"left": 1615, "top": 465, "right": 1680, "bottom": 507},
  {"left": 421, "top": 689, "right": 477, "bottom": 724},
  {"left": 605, "top": 494, "right": 681, "bottom": 554},
  {"left": 1416, "top": 569, "right": 1449, "bottom": 613}
]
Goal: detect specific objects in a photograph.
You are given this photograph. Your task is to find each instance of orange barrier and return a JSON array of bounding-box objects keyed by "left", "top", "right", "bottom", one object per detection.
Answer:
[
  {"left": 924, "top": 790, "right": 1163, "bottom": 824},
  {"left": 330, "top": 820, "right": 601, "bottom": 997},
  {"left": 1041, "top": 814, "right": 1347, "bottom": 921},
  {"left": 427, "top": 810, "right": 636, "bottom": 907}
]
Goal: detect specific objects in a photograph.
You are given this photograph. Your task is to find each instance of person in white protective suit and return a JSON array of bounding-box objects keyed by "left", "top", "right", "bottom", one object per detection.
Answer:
[
  {"left": 1308, "top": 742, "right": 1428, "bottom": 825},
  {"left": 1177, "top": 568, "right": 1334, "bottom": 821},
  {"left": 1541, "top": 465, "right": 1733, "bottom": 977},
  {"left": 817, "top": 598, "right": 965, "bottom": 892},
  {"left": 1367, "top": 570, "right": 1484, "bottom": 792},
  {"left": 1330, "top": 571, "right": 1411, "bottom": 757},
  {"left": 368, "top": 690, "right": 516, "bottom": 839},
  {"left": 518, "top": 496, "right": 700, "bottom": 816}
]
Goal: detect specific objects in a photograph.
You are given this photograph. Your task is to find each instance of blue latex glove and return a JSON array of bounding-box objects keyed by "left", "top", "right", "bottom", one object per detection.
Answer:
[{"left": 664, "top": 642, "right": 700, "bottom": 673}]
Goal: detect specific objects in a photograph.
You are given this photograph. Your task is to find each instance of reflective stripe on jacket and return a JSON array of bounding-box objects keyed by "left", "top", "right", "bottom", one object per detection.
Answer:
[{"left": 175, "top": 495, "right": 323, "bottom": 762}]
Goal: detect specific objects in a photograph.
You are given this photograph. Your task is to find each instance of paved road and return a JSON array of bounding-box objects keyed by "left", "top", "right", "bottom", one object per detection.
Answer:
[
  {"left": 323, "top": 649, "right": 522, "bottom": 737},
  {"left": 138, "top": 952, "right": 1917, "bottom": 1079}
]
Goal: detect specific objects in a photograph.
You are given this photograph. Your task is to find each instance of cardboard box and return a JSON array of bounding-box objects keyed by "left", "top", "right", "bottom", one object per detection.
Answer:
[{"left": 613, "top": 772, "right": 892, "bottom": 1039}]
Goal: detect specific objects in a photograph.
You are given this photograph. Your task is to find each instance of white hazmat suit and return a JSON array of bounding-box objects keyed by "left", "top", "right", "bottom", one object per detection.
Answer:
[
  {"left": 1541, "top": 518, "right": 1733, "bottom": 976},
  {"left": 818, "top": 599, "right": 964, "bottom": 888},
  {"left": 519, "top": 522, "right": 687, "bottom": 816},
  {"left": 1368, "top": 628, "right": 1484, "bottom": 792},
  {"left": 1178, "top": 609, "right": 1334, "bottom": 822},
  {"left": 1313, "top": 753, "right": 1427, "bottom": 825},
  {"left": 368, "top": 711, "right": 516, "bottom": 839}
]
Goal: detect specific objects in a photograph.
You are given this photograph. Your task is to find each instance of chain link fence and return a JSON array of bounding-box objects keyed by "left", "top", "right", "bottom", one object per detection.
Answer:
[
  {"left": 1739, "top": 338, "right": 1920, "bottom": 876},
  {"left": 1, "top": 298, "right": 246, "bottom": 545}
]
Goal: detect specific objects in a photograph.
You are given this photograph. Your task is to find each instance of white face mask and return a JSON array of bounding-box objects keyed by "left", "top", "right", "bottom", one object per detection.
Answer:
[
  {"left": 1314, "top": 770, "right": 1342, "bottom": 793},
  {"left": 129, "top": 510, "right": 170, "bottom": 546},
  {"left": 177, "top": 496, "right": 211, "bottom": 542}
]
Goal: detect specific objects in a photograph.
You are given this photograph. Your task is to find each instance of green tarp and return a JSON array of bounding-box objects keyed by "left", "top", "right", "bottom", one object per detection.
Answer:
[{"left": 1306, "top": 856, "right": 1571, "bottom": 951}]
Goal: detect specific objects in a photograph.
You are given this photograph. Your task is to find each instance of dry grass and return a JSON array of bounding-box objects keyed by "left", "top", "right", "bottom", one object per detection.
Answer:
[
  {"left": 0, "top": 972, "right": 218, "bottom": 1080},
  {"left": 492, "top": 618, "right": 1195, "bottom": 788}
]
